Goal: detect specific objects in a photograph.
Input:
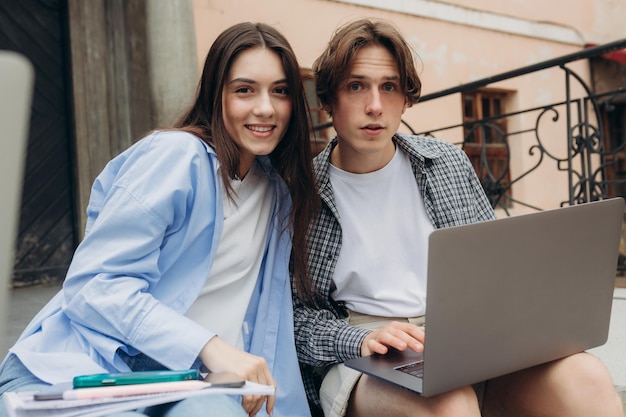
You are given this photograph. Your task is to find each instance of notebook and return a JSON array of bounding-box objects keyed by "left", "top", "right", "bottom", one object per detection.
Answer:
[
  {"left": 0, "top": 51, "right": 34, "bottom": 347},
  {"left": 345, "top": 197, "right": 624, "bottom": 397}
]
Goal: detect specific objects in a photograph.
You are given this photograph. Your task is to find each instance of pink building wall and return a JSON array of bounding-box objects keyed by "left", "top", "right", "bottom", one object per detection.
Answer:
[{"left": 191, "top": 0, "right": 626, "bottom": 214}]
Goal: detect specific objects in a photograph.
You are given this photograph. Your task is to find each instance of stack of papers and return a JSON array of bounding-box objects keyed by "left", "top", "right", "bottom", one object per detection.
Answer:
[{"left": 2, "top": 380, "right": 274, "bottom": 417}]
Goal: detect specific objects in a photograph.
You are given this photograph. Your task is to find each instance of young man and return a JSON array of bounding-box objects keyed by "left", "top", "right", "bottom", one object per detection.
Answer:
[{"left": 293, "top": 18, "right": 624, "bottom": 417}]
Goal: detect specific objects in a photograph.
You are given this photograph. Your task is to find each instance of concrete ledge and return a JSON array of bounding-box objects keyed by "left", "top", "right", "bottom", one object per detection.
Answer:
[{"left": 618, "top": 387, "right": 626, "bottom": 416}]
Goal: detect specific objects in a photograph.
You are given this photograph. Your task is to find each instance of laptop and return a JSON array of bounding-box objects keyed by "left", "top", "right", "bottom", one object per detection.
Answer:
[
  {"left": 345, "top": 197, "right": 624, "bottom": 397},
  {"left": 0, "top": 51, "right": 34, "bottom": 349}
]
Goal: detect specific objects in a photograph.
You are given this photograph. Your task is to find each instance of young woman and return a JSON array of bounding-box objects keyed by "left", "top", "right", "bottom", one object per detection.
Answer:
[{"left": 0, "top": 22, "right": 317, "bottom": 417}]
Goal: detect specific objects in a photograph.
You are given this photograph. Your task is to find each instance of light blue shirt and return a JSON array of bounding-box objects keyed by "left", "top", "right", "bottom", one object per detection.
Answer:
[{"left": 6, "top": 130, "right": 311, "bottom": 417}]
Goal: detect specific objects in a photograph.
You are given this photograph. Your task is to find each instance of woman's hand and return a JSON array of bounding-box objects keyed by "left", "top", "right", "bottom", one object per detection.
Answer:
[
  {"left": 200, "top": 337, "right": 275, "bottom": 417},
  {"left": 361, "top": 321, "right": 425, "bottom": 356}
]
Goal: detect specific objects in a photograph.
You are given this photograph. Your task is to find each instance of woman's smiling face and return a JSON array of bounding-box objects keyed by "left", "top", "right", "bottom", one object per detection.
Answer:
[{"left": 222, "top": 47, "right": 292, "bottom": 178}]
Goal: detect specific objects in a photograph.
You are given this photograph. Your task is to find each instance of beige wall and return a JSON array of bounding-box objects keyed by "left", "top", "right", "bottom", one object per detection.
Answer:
[{"left": 191, "top": 0, "right": 626, "bottom": 214}]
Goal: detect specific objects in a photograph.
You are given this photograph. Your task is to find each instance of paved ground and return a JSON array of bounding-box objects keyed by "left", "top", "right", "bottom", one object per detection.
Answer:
[{"left": 2, "top": 282, "right": 626, "bottom": 412}]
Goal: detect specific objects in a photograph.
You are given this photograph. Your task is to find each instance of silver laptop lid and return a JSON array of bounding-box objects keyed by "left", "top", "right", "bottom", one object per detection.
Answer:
[{"left": 423, "top": 198, "right": 624, "bottom": 396}]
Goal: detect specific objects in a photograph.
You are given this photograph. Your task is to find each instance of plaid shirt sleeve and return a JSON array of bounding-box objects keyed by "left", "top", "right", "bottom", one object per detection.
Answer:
[{"left": 293, "top": 205, "right": 371, "bottom": 367}]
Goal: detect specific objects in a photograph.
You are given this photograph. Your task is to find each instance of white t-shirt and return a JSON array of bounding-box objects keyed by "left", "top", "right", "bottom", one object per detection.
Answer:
[
  {"left": 330, "top": 147, "right": 434, "bottom": 317},
  {"left": 186, "top": 161, "right": 274, "bottom": 348}
]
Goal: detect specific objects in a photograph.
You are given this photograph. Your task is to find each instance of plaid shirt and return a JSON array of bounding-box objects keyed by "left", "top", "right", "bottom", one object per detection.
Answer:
[{"left": 293, "top": 133, "right": 496, "bottom": 413}]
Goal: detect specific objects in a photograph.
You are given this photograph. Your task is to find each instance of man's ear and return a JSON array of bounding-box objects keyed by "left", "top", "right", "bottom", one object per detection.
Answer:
[
  {"left": 402, "top": 97, "right": 409, "bottom": 114},
  {"left": 322, "top": 104, "right": 333, "bottom": 117}
]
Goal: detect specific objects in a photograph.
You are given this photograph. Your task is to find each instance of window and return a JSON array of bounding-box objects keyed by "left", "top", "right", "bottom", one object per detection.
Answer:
[
  {"left": 601, "top": 101, "right": 626, "bottom": 198},
  {"left": 462, "top": 89, "right": 511, "bottom": 207},
  {"left": 301, "top": 69, "right": 332, "bottom": 156}
]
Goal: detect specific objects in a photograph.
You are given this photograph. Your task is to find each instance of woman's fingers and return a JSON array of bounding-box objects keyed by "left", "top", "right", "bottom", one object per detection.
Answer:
[
  {"left": 242, "top": 367, "right": 275, "bottom": 416},
  {"left": 199, "top": 337, "right": 276, "bottom": 416},
  {"left": 241, "top": 394, "right": 264, "bottom": 416}
]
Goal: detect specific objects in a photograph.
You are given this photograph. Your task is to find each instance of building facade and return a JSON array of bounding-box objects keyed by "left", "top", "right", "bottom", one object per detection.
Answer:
[{"left": 2, "top": 0, "right": 626, "bottom": 285}]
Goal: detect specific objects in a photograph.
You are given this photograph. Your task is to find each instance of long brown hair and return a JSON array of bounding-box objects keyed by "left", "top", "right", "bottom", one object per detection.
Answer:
[{"left": 174, "top": 22, "right": 319, "bottom": 303}]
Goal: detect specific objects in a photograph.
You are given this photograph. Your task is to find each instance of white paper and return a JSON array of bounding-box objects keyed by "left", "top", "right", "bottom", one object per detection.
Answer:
[{"left": 3, "top": 381, "right": 275, "bottom": 417}]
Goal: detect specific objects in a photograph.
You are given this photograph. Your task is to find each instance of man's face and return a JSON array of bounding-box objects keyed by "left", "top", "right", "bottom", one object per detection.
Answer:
[{"left": 329, "top": 44, "right": 408, "bottom": 173}]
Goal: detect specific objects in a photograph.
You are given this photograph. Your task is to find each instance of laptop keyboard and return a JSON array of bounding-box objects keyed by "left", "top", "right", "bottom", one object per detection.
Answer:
[{"left": 394, "top": 360, "right": 424, "bottom": 378}]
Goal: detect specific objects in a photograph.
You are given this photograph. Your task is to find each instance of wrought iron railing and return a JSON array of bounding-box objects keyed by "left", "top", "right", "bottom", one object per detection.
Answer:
[{"left": 414, "top": 39, "right": 626, "bottom": 215}]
